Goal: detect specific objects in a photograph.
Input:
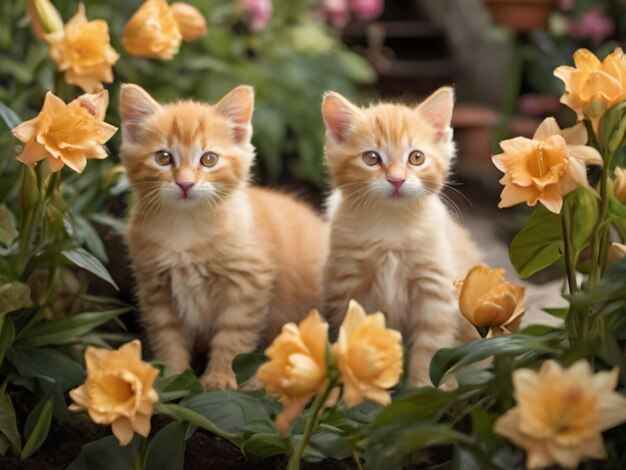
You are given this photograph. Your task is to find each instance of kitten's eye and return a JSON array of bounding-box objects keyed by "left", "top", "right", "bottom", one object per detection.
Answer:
[
  {"left": 154, "top": 150, "right": 173, "bottom": 166},
  {"left": 408, "top": 150, "right": 426, "bottom": 166},
  {"left": 200, "top": 152, "right": 218, "bottom": 168},
  {"left": 362, "top": 151, "right": 381, "bottom": 166}
]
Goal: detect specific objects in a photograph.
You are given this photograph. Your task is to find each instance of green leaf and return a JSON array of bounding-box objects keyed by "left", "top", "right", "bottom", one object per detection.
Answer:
[
  {"left": 0, "top": 282, "right": 33, "bottom": 316},
  {"left": 17, "top": 308, "right": 128, "bottom": 348},
  {"left": 155, "top": 402, "right": 242, "bottom": 447},
  {"left": 242, "top": 433, "right": 286, "bottom": 460},
  {"left": 143, "top": 422, "right": 188, "bottom": 470},
  {"left": 0, "top": 317, "right": 15, "bottom": 365},
  {"left": 7, "top": 347, "right": 85, "bottom": 390},
  {"left": 429, "top": 334, "right": 560, "bottom": 386},
  {"left": 0, "top": 205, "right": 17, "bottom": 247},
  {"left": 509, "top": 206, "right": 563, "bottom": 278},
  {"left": 20, "top": 396, "right": 53, "bottom": 459},
  {"left": 232, "top": 352, "right": 267, "bottom": 387},
  {"left": 0, "top": 386, "right": 22, "bottom": 456},
  {"left": 0, "top": 101, "right": 21, "bottom": 129},
  {"left": 62, "top": 248, "right": 118, "bottom": 290},
  {"left": 67, "top": 435, "right": 141, "bottom": 470},
  {"left": 568, "top": 187, "right": 598, "bottom": 256},
  {"left": 155, "top": 369, "right": 203, "bottom": 402},
  {"left": 70, "top": 214, "right": 108, "bottom": 263},
  {"left": 184, "top": 391, "right": 280, "bottom": 435}
]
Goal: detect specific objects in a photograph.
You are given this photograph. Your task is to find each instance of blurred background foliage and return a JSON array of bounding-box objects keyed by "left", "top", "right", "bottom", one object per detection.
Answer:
[{"left": 0, "top": 0, "right": 375, "bottom": 193}]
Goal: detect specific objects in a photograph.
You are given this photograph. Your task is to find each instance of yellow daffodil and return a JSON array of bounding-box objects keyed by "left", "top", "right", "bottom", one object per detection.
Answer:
[
  {"left": 122, "top": 0, "right": 182, "bottom": 60},
  {"left": 554, "top": 47, "right": 626, "bottom": 130},
  {"left": 333, "top": 300, "right": 403, "bottom": 408},
  {"left": 454, "top": 264, "right": 525, "bottom": 337},
  {"left": 26, "top": 0, "right": 63, "bottom": 39},
  {"left": 614, "top": 167, "right": 626, "bottom": 204},
  {"left": 493, "top": 117, "right": 602, "bottom": 213},
  {"left": 256, "top": 310, "right": 330, "bottom": 435},
  {"left": 170, "top": 2, "right": 208, "bottom": 42},
  {"left": 607, "top": 242, "right": 626, "bottom": 266},
  {"left": 69, "top": 340, "right": 159, "bottom": 446},
  {"left": 494, "top": 360, "right": 626, "bottom": 469},
  {"left": 12, "top": 90, "right": 117, "bottom": 173},
  {"left": 45, "top": 4, "right": 119, "bottom": 93}
]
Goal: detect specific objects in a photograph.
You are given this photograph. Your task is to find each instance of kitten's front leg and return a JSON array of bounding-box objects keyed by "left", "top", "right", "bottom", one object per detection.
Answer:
[
  {"left": 321, "top": 254, "right": 363, "bottom": 336},
  {"left": 201, "top": 285, "right": 271, "bottom": 391},
  {"left": 137, "top": 270, "right": 191, "bottom": 373},
  {"left": 406, "top": 275, "right": 458, "bottom": 388}
]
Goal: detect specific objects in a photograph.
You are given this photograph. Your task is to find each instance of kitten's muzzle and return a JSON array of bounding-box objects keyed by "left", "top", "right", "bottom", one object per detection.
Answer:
[{"left": 176, "top": 181, "right": 195, "bottom": 199}]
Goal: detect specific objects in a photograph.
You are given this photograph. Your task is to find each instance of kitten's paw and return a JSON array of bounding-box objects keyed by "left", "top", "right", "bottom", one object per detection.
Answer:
[{"left": 201, "top": 372, "right": 237, "bottom": 391}]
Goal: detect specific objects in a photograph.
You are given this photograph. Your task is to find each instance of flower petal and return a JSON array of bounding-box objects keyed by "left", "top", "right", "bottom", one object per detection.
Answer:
[
  {"left": 112, "top": 417, "right": 134, "bottom": 446},
  {"left": 532, "top": 117, "right": 562, "bottom": 142}
]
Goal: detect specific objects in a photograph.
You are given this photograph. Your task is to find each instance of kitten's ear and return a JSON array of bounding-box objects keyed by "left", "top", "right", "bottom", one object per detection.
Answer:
[
  {"left": 120, "top": 84, "right": 161, "bottom": 143},
  {"left": 416, "top": 86, "right": 455, "bottom": 143},
  {"left": 215, "top": 85, "right": 254, "bottom": 143},
  {"left": 322, "top": 92, "right": 361, "bottom": 143}
]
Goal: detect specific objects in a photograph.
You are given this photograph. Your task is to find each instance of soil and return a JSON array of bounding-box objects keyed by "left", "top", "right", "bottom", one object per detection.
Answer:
[{"left": 0, "top": 419, "right": 356, "bottom": 470}]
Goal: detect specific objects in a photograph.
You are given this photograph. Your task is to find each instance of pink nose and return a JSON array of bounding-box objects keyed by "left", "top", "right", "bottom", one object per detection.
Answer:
[
  {"left": 386, "top": 176, "right": 406, "bottom": 189},
  {"left": 176, "top": 181, "right": 195, "bottom": 192}
]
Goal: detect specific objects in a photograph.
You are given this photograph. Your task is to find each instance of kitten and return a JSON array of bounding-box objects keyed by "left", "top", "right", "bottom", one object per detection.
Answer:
[
  {"left": 321, "top": 87, "right": 480, "bottom": 387},
  {"left": 119, "top": 84, "right": 329, "bottom": 390}
]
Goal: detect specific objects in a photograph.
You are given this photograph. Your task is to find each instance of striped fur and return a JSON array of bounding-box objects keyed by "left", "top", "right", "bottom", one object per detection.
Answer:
[
  {"left": 321, "top": 88, "right": 481, "bottom": 387},
  {"left": 120, "top": 84, "right": 328, "bottom": 390}
]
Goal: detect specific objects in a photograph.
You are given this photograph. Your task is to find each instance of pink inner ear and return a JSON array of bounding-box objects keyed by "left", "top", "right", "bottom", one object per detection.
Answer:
[{"left": 323, "top": 98, "right": 353, "bottom": 142}]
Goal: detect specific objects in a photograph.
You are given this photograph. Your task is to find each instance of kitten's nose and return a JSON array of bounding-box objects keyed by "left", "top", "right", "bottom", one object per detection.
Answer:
[
  {"left": 176, "top": 181, "right": 195, "bottom": 192},
  {"left": 386, "top": 176, "right": 406, "bottom": 189}
]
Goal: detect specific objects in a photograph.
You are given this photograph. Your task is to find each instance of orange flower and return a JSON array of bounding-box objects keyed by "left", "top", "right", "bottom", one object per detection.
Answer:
[
  {"left": 27, "top": 0, "right": 63, "bottom": 39},
  {"left": 333, "top": 300, "right": 403, "bottom": 408},
  {"left": 256, "top": 310, "right": 330, "bottom": 435},
  {"left": 12, "top": 90, "right": 117, "bottom": 173},
  {"left": 494, "top": 360, "right": 626, "bottom": 469},
  {"left": 554, "top": 48, "right": 626, "bottom": 130},
  {"left": 122, "top": 0, "right": 182, "bottom": 60},
  {"left": 171, "top": 2, "right": 208, "bottom": 42},
  {"left": 69, "top": 340, "right": 159, "bottom": 446},
  {"left": 493, "top": 118, "right": 602, "bottom": 214},
  {"left": 454, "top": 264, "right": 525, "bottom": 337},
  {"left": 45, "top": 4, "right": 119, "bottom": 93}
]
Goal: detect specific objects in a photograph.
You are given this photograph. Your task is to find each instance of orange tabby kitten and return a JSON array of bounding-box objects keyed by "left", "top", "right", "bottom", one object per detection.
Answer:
[
  {"left": 120, "top": 84, "right": 328, "bottom": 390},
  {"left": 321, "top": 87, "right": 480, "bottom": 387}
]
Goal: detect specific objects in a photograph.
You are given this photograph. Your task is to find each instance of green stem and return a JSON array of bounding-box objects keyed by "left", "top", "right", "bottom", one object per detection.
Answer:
[
  {"left": 589, "top": 150, "right": 613, "bottom": 288},
  {"left": 287, "top": 380, "right": 337, "bottom": 470},
  {"left": 561, "top": 207, "right": 577, "bottom": 295},
  {"left": 351, "top": 448, "right": 364, "bottom": 470},
  {"left": 133, "top": 436, "right": 147, "bottom": 470}
]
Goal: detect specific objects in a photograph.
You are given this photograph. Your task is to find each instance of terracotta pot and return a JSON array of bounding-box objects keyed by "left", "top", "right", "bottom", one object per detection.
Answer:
[{"left": 485, "top": 0, "right": 555, "bottom": 32}]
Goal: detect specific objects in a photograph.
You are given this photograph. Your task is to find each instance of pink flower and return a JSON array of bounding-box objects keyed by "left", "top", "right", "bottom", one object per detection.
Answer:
[
  {"left": 350, "top": 0, "right": 383, "bottom": 20},
  {"left": 240, "top": 0, "right": 272, "bottom": 32},
  {"left": 323, "top": 0, "right": 350, "bottom": 27},
  {"left": 567, "top": 8, "right": 615, "bottom": 45}
]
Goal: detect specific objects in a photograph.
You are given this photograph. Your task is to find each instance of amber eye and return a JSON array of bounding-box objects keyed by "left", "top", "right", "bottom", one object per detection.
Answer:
[
  {"left": 200, "top": 152, "right": 218, "bottom": 168},
  {"left": 154, "top": 150, "right": 173, "bottom": 166},
  {"left": 408, "top": 150, "right": 426, "bottom": 166},
  {"left": 362, "top": 151, "right": 381, "bottom": 166}
]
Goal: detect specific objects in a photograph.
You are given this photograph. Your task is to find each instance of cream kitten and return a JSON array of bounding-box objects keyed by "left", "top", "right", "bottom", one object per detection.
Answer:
[
  {"left": 120, "top": 84, "right": 329, "bottom": 390},
  {"left": 321, "top": 87, "right": 480, "bottom": 387}
]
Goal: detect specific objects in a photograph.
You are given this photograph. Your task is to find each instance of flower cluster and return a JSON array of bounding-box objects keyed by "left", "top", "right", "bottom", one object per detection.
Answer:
[
  {"left": 256, "top": 300, "right": 403, "bottom": 435},
  {"left": 69, "top": 341, "right": 159, "bottom": 446},
  {"left": 28, "top": 0, "right": 207, "bottom": 93},
  {"left": 321, "top": 0, "right": 384, "bottom": 28}
]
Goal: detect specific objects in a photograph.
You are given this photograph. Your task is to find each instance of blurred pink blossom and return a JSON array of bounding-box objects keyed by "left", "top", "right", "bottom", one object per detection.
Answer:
[
  {"left": 350, "top": 0, "right": 384, "bottom": 20},
  {"left": 323, "top": 0, "right": 350, "bottom": 27},
  {"left": 559, "top": 0, "right": 574, "bottom": 11},
  {"left": 240, "top": 0, "right": 272, "bottom": 31},
  {"left": 567, "top": 7, "right": 615, "bottom": 45}
]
